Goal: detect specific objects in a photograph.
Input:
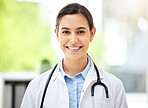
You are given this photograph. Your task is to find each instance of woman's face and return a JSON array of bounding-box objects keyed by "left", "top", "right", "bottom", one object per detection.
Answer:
[{"left": 55, "top": 14, "right": 96, "bottom": 60}]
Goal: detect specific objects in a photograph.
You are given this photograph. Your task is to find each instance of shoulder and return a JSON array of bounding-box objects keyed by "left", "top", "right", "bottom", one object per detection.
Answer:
[
  {"left": 99, "top": 69, "right": 127, "bottom": 100},
  {"left": 99, "top": 69, "right": 124, "bottom": 89},
  {"left": 21, "top": 68, "right": 56, "bottom": 107},
  {"left": 28, "top": 62, "right": 60, "bottom": 89},
  {"left": 90, "top": 60, "right": 124, "bottom": 87},
  {"left": 28, "top": 69, "right": 53, "bottom": 89},
  {"left": 102, "top": 70, "right": 120, "bottom": 81}
]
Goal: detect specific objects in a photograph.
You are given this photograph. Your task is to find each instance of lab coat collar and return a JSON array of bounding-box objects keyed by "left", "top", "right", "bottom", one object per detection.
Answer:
[
  {"left": 50, "top": 59, "right": 104, "bottom": 83},
  {"left": 51, "top": 60, "right": 65, "bottom": 83},
  {"left": 51, "top": 61, "right": 64, "bottom": 82}
]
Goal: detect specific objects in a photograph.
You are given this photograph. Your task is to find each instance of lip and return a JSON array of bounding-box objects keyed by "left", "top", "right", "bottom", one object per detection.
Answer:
[{"left": 66, "top": 46, "right": 82, "bottom": 52}]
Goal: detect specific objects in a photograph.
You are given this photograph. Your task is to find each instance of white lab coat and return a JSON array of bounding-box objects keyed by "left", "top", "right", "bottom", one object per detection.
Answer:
[{"left": 21, "top": 60, "right": 128, "bottom": 108}]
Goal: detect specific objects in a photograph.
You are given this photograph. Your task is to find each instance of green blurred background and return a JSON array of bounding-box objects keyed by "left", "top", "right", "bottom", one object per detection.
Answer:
[{"left": 0, "top": 0, "right": 58, "bottom": 72}]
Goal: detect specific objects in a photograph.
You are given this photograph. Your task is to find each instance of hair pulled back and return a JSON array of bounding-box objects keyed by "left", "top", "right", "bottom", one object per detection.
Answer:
[{"left": 56, "top": 3, "right": 94, "bottom": 31}]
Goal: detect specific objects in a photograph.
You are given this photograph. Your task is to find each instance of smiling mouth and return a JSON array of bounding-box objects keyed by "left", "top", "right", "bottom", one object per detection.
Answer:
[{"left": 66, "top": 46, "right": 82, "bottom": 50}]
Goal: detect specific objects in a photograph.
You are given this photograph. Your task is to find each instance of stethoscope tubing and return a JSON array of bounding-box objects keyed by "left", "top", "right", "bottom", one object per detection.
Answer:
[
  {"left": 92, "top": 63, "right": 109, "bottom": 98},
  {"left": 40, "top": 64, "right": 57, "bottom": 108}
]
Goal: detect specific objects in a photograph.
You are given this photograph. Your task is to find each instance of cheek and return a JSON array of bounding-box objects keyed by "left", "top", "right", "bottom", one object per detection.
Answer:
[
  {"left": 59, "top": 36, "right": 67, "bottom": 46},
  {"left": 80, "top": 36, "right": 91, "bottom": 45}
]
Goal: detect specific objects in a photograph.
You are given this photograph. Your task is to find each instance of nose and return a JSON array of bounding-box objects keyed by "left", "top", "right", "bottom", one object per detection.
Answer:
[{"left": 69, "top": 33, "right": 78, "bottom": 44}]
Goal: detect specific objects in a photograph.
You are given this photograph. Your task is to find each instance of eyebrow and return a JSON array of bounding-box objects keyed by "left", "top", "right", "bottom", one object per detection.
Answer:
[
  {"left": 77, "top": 27, "right": 86, "bottom": 30},
  {"left": 61, "top": 27, "right": 86, "bottom": 30},
  {"left": 61, "top": 27, "right": 70, "bottom": 30}
]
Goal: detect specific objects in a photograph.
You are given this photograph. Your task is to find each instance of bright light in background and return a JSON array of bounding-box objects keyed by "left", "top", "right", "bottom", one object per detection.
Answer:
[
  {"left": 138, "top": 17, "right": 148, "bottom": 32},
  {"left": 88, "top": 0, "right": 102, "bottom": 30},
  {"left": 104, "top": 24, "right": 128, "bottom": 66}
]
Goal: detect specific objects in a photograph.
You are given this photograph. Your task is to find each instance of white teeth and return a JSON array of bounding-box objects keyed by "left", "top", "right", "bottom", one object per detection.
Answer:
[{"left": 68, "top": 47, "right": 80, "bottom": 50}]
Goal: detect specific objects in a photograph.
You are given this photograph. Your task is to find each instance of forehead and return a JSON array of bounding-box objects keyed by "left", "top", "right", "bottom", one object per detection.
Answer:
[{"left": 59, "top": 14, "right": 89, "bottom": 29}]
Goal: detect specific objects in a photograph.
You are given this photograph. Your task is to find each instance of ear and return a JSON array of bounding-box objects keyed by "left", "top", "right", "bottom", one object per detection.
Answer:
[
  {"left": 90, "top": 27, "right": 96, "bottom": 42},
  {"left": 55, "top": 28, "right": 59, "bottom": 41}
]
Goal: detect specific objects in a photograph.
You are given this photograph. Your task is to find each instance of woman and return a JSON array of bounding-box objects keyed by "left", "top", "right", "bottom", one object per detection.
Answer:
[{"left": 21, "top": 3, "right": 128, "bottom": 108}]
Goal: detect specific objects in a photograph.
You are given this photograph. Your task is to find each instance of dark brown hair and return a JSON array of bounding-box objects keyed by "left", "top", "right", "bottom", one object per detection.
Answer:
[{"left": 56, "top": 3, "right": 94, "bottom": 31}]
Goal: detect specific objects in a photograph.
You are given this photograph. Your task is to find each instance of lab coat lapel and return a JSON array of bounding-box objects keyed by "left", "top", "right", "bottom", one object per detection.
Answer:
[
  {"left": 82, "top": 61, "right": 97, "bottom": 91},
  {"left": 47, "top": 61, "right": 69, "bottom": 108},
  {"left": 82, "top": 60, "right": 103, "bottom": 92}
]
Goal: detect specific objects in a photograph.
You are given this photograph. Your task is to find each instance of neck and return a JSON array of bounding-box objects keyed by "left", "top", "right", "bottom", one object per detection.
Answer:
[{"left": 63, "top": 55, "right": 88, "bottom": 77}]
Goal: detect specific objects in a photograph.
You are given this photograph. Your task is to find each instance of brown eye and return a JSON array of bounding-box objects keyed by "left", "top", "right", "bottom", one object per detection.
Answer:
[
  {"left": 77, "top": 31, "right": 85, "bottom": 34},
  {"left": 62, "top": 31, "right": 70, "bottom": 34}
]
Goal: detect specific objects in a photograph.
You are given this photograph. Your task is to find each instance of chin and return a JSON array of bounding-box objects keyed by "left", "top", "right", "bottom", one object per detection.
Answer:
[{"left": 65, "top": 54, "right": 87, "bottom": 60}]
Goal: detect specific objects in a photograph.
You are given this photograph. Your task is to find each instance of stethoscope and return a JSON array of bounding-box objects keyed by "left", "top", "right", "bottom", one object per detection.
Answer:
[{"left": 40, "top": 62, "right": 109, "bottom": 108}]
